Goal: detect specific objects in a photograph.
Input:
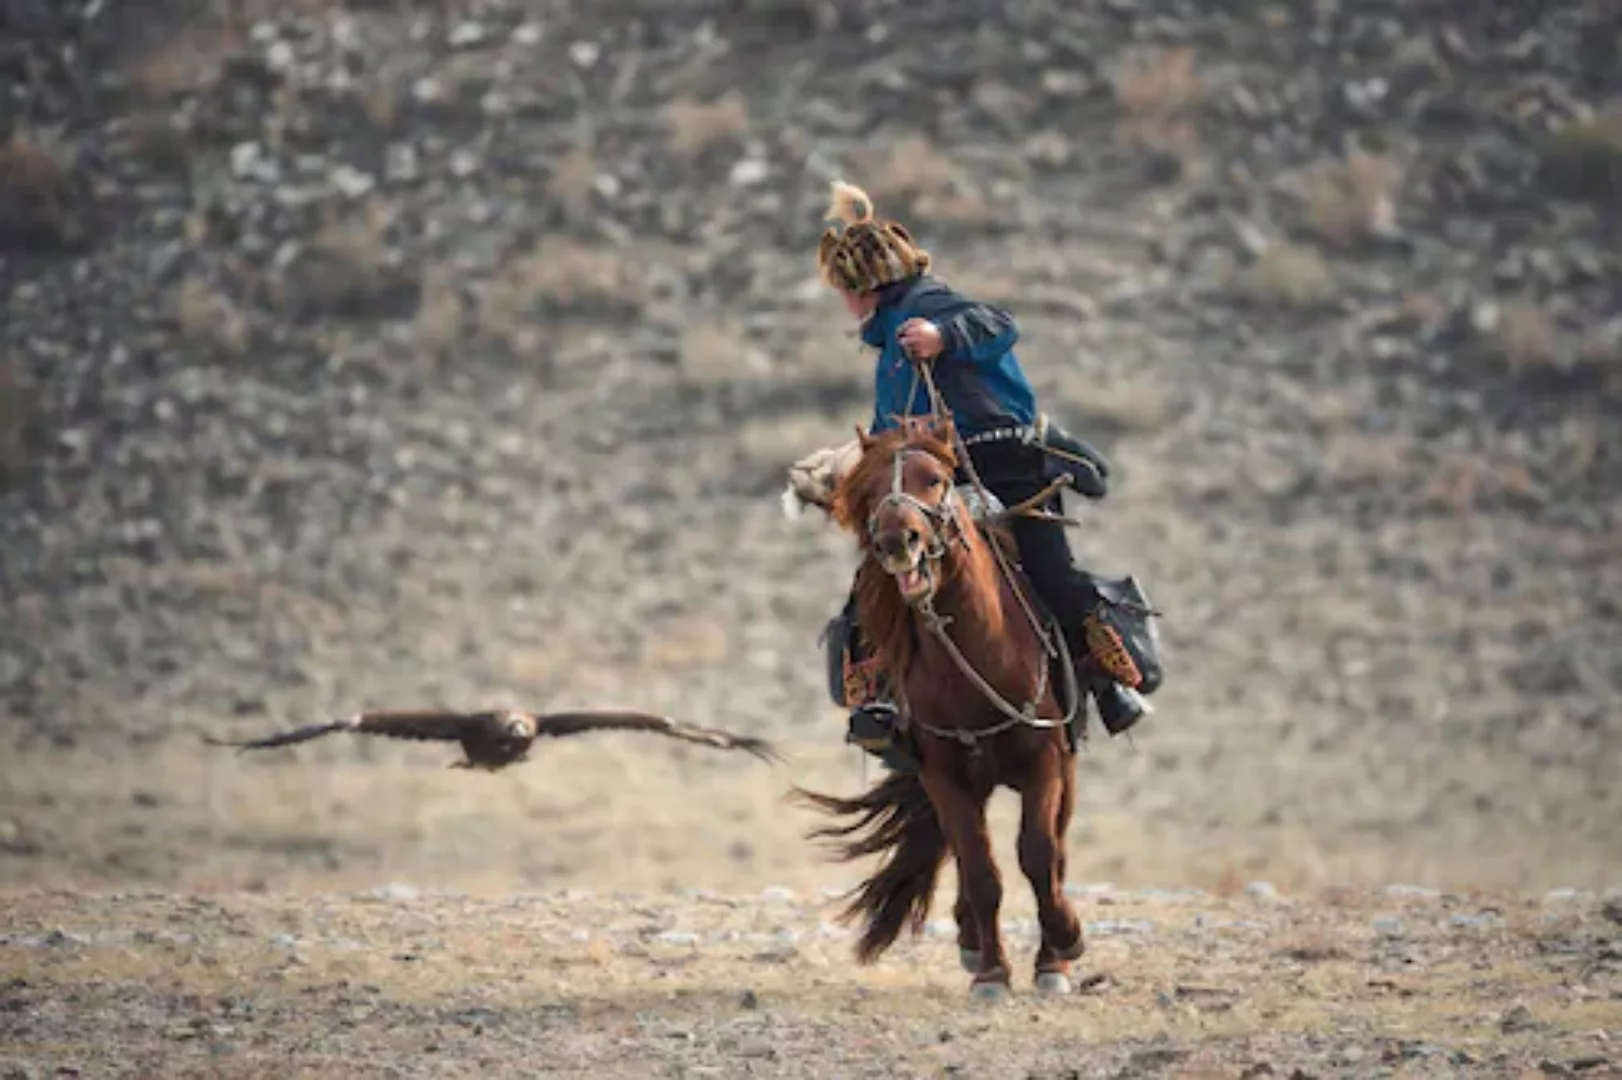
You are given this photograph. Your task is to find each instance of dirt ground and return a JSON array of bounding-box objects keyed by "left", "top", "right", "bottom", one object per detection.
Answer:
[{"left": 2, "top": 882, "right": 1618, "bottom": 1079}]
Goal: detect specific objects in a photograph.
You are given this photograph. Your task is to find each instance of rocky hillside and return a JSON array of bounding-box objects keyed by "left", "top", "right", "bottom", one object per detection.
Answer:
[{"left": 1, "top": 0, "right": 1619, "bottom": 892}]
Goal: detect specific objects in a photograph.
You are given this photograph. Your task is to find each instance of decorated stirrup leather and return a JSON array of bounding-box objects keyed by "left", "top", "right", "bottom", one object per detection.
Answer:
[{"left": 1081, "top": 610, "right": 1145, "bottom": 690}]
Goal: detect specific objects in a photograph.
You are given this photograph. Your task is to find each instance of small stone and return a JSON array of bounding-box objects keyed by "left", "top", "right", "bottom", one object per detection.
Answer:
[
  {"left": 1372, "top": 916, "right": 1405, "bottom": 938},
  {"left": 385, "top": 144, "right": 420, "bottom": 184},
  {"left": 230, "top": 142, "right": 263, "bottom": 180},
  {"left": 331, "top": 165, "right": 375, "bottom": 199},
  {"left": 569, "top": 41, "right": 601, "bottom": 68},
  {"left": 1024, "top": 131, "right": 1071, "bottom": 168},
  {"left": 512, "top": 22, "right": 543, "bottom": 46},
  {"left": 1245, "top": 881, "right": 1279, "bottom": 900},
  {"left": 1470, "top": 301, "right": 1500, "bottom": 335},
  {"left": 1383, "top": 884, "right": 1441, "bottom": 900},
  {"left": 728, "top": 158, "right": 769, "bottom": 187},
  {"left": 369, "top": 883, "right": 420, "bottom": 902},
  {"left": 655, "top": 931, "right": 699, "bottom": 946},
  {"left": 1040, "top": 69, "right": 1087, "bottom": 97},
  {"left": 449, "top": 21, "right": 485, "bottom": 48},
  {"left": 265, "top": 40, "right": 297, "bottom": 74},
  {"left": 760, "top": 886, "right": 794, "bottom": 902}
]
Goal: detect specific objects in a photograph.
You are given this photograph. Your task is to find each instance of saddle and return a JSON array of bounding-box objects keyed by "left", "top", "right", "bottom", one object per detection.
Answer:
[{"left": 1079, "top": 573, "right": 1164, "bottom": 695}]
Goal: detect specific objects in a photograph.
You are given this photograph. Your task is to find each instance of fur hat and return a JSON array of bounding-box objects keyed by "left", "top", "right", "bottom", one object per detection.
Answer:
[{"left": 816, "top": 180, "right": 931, "bottom": 294}]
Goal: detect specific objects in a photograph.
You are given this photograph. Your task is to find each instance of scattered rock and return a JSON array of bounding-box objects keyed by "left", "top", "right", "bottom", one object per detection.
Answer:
[
  {"left": 1371, "top": 916, "right": 1405, "bottom": 938},
  {"left": 1501, "top": 1003, "right": 1539, "bottom": 1034}
]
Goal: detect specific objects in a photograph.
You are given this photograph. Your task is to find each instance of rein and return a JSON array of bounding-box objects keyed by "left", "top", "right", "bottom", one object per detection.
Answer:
[{"left": 868, "top": 359, "right": 1084, "bottom": 749}]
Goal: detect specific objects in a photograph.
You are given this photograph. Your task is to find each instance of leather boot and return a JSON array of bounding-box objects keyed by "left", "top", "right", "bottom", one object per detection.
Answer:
[{"left": 1093, "top": 680, "right": 1151, "bottom": 736}]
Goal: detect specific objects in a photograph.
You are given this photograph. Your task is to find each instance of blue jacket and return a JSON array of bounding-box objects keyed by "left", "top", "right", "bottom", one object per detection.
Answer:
[{"left": 861, "top": 274, "right": 1037, "bottom": 437}]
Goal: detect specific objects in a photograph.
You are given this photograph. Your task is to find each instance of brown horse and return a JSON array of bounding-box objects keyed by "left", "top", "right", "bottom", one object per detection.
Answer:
[{"left": 792, "top": 417, "right": 1088, "bottom": 1002}]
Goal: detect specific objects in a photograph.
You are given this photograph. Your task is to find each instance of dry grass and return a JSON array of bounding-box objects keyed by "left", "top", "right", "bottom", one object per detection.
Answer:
[
  {"left": 174, "top": 276, "right": 252, "bottom": 357},
  {"left": 1110, "top": 45, "right": 1204, "bottom": 163},
  {"left": 548, "top": 143, "right": 599, "bottom": 225},
  {"left": 126, "top": 15, "right": 244, "bottom": 99},
  {"left": 1046, "top": 369, "right": 1173, "bottom": 435},
  {"left": 1231, "top": 242, "right": 1337, "bottom": 309},
  {"left": 1323, "top": 431, "right": 1417, "bottom": 486},
  {"left": 1538, "top": 104, "right": 1622, "bottom": 205},
  {"left": 0, "top": 353, "right": 29, "bottom": 489},
  {"left": 476, "top": 236, "right": 647, "bottom": 343},
  {"left": 1417, "top": 452, "right": 1538, "bottom": 518},
  {"left": 677, "top": 317, "right": 762, "bottom": 385},
  {"left": 1495, "top": 300, "right": 1563, "bottom": 371},
  {"left": 1396, "top": 290, "right": 1451, "bottom": 334},
  {"left": 661, "top": 92, "right": 752, "bottom": 160},
  {"left": 412, "top": 266, "right": 466, "bottom": 352},
  {"left": 1303, "top": 149, "right": 1404, "bottom": 247},
  {"left": 639, "top": 613, "right": 733, "bottom": 669},
  {"left": 735, "top": 409, "right": 854, "bottom": 473},
  {"left": 272, "top": 200, "right": 420, "bottom": 321},
  {"left": 0, "top": 130, "right": 83, "bottom": 250},
  {"left": 850, "top": 133, "right": 990, "bottom": 225}
]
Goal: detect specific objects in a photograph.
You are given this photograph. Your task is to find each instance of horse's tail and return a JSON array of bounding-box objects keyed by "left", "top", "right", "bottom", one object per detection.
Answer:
[{"left": 789, "top": 772, "right": 946, "bottom": 963}]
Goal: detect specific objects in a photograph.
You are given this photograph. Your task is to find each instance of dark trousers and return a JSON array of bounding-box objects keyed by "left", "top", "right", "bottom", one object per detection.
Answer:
[{"left": 963, "top": 440, "right": 1102, "bottom": 633}]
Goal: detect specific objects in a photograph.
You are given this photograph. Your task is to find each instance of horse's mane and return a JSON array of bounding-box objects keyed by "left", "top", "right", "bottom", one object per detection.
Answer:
[{"left": 830, "top": 420, "right": 1011, "bottom": 686}]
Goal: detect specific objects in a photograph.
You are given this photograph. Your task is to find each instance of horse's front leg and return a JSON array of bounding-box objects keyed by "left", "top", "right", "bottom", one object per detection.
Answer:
[
  {"left": 923, "top": 767, "right": 1009, "bottom": 1002},
  {"left": 1018, "top": 742, "right": 1085, "bottom": 994}
]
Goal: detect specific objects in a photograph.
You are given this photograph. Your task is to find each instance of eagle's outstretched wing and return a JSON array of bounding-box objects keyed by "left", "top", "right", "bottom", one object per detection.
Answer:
[
  {"left": 530, "top": 710, "right": 783, "bottom": 763},
  {"left": 203, "top": 709, "right": 491, "bottom": 753}
]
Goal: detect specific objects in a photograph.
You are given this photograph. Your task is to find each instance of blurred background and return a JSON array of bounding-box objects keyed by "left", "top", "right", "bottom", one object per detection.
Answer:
[{"left": 0, "top": 0, "right": 1617, "bottom": 898}]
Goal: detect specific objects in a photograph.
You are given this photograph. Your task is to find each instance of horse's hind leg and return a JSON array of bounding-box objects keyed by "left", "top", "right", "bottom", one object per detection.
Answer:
[
  {"left": 1019, "top": 747, "right": 1084, "bottom": 995},
  {"left": 953, "top": 871, "right": 981, "bottom": 973}
]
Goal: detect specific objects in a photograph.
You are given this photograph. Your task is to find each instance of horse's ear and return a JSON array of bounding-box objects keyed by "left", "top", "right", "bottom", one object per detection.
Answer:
[
  {"left": 933, "top": 413, "right": 957, "bottom": 445},
  {"left": 855, "top": 425, "right": 876, "bottom": 452}
]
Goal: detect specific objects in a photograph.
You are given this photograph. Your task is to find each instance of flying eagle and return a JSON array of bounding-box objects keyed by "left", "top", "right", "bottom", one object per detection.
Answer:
[{"left": 203, "top": 708, "right": 782, "bottom": 771}]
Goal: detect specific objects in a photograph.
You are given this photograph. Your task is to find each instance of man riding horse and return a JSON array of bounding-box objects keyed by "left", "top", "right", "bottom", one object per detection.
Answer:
[{"left": 786, "top": 180, "right": 1164, "bottom": 773}]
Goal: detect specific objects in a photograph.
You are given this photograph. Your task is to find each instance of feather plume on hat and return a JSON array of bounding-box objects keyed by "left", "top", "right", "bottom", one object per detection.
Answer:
[{"left": 825, "top": 180, "right": 874, "bottom": 227}]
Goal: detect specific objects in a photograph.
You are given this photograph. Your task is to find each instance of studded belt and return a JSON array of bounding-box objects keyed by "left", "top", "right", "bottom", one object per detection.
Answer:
[{"left": 961, "top": 421, "right": 1042, "bottom": 447}]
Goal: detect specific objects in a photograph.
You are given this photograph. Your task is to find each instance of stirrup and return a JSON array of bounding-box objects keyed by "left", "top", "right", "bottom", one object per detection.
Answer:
[
  {"left": 847, "top": 702, "right": 900, "bottom": 751},
  {"left": 1094, "top": 682, "right": 1150, "bottom": 737}
]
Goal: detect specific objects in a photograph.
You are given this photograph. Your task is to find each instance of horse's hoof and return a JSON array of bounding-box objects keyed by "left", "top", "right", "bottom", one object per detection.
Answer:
[
  {"left": 969, "top": 979, "right": 1012, "bottom": 1005},
  {"left": 1055, "top": 935, "right": 1086, "bottom": 962},
  {"left": 958, "top": 948, "right": 982, "bottom": 974},
  {"left": 1035, "top": 971, "right": 1072, "bottom": 996}
]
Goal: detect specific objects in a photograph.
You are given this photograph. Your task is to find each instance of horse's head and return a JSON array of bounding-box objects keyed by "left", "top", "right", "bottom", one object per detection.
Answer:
[{"left": 832, "top": 419, "right": 965, "bottom": 607}]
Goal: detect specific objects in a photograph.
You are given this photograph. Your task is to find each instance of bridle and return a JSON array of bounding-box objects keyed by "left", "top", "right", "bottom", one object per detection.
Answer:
[
  {"left": 865, "top": 446, "right": 965, "bottom": 579},
  {"left": 863, "top": 439, "right": 1082, "bottom": 750}
]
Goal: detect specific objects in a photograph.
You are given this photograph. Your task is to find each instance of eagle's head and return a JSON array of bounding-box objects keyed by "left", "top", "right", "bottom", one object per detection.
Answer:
[{"left": 498, "top": 711, "right": 534, "bottom": 740}]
